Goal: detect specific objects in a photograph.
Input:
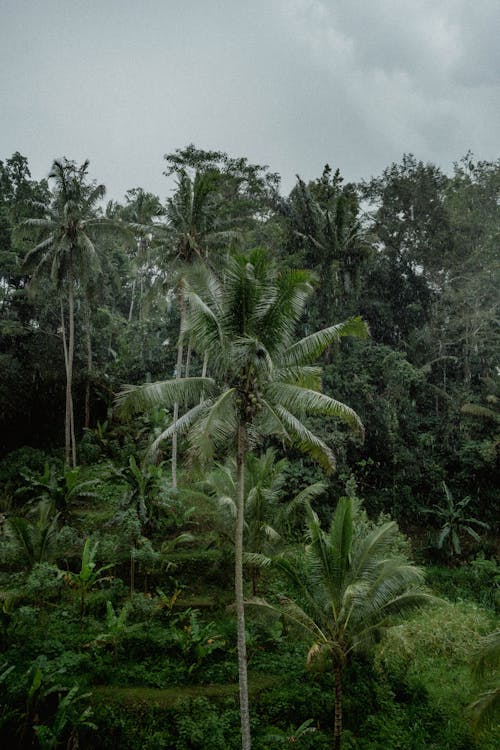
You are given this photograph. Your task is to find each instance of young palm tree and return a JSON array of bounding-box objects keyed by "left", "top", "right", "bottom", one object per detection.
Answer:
[
  {"left": 253, "top": 498, "right": 434, "bottom": 750},
  {"left": 24, "top": 159, "right": 108, "bottom": 465},
  {"left": 116, "top": 248, "right": 368, "bottom": 750}
]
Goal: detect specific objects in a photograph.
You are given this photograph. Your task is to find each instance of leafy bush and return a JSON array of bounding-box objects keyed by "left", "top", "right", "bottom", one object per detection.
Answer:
[
  {"left": 0, "top": 447, "right": 57, "bottom": 511},
  {"left": 426, "top": 558, "right": 500, "bottom": 612},
  {"left": 23, "top": 562, "right": 64, "bottom": 603}
]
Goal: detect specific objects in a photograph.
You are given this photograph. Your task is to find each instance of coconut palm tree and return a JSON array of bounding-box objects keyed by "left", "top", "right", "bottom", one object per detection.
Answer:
[
  {"left": 120, "top": 188, "right": 164, "bottom": 323},
  {"left": 162, "top": 167, "right": 231, "bottom": 487},
  {"left": 116, "top": 247, "right": 368, "bottom": 750},
  {"left": 252, "top": 497, "right": 434, "bottom": 750},
  {"left": 24, "top": 159, "right": 109, "bottom": 465}
]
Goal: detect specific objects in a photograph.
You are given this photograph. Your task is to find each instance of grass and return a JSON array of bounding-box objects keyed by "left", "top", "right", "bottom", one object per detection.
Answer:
[{"left": 93, "top": 674, "right": 279, "bottom": 708}]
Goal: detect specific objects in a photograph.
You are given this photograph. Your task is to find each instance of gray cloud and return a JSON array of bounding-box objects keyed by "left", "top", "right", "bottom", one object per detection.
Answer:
[{"left": 0, "top": 0, "right": 498, "bottom": 200}]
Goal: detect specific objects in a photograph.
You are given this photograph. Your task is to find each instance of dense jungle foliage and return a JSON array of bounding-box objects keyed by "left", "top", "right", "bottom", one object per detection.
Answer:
[{"left": 0, "top": 147, "right": 498, "bottom": 749}]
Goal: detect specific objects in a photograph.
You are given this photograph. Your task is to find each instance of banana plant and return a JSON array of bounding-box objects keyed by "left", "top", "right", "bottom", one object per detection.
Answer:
[
  {"left": 34, "top": 683, "right": 96, "bottom": 750},
  {"left": 263, "top": 718, "right": 316, "bottom": 745},
  {"left": 112, "top": 455, "right": 171, "bottom": 533},
  {"left": 424, "top": 482, "right": 489, "bottom": 558},
  {"left": 92, "top": 601, "right": 131, "bottom": 665},
  {"left": 64, "top": 539, "right": 113, "bottom": 617},
  {"left": 18, "top": 463, "right": 100, "bottom": 519}
]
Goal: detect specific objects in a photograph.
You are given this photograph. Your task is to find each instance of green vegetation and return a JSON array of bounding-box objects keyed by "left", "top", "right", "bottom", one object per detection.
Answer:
[{"left": 0, "top": 147, "right": 498, "bottom": 749}]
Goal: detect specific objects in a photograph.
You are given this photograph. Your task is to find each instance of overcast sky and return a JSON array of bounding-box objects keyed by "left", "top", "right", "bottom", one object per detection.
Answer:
[{"left": 1, "top": 0, "right": 499, "bottom": 201}]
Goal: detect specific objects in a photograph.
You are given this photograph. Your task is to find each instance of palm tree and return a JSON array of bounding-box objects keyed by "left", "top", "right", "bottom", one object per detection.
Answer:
[
  {"left": 278, "top": 167, "right": 369, "bottom": 325},
  {"left": 252, "top": 498, "right": 434, "bottom": 750},
  {"left": 116, "top": 248, "right": 368, "bottom": 750},
  {"left": 163, "top": 167, "right": 224, "bottom": 487},
  {"left": 24, "top": 159, "right": 107, "bottom": 465},
  {"left": 120, "top": 188, "right": 164, "bottom": 323}
]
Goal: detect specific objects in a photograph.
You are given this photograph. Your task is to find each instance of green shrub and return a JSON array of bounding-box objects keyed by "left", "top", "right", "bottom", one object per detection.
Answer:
[{"left": 426, "top": 557, "right": 500, "bottom": 612}]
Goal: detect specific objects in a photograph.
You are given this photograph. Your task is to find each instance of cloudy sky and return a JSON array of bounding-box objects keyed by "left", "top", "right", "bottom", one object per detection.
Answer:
[{"left": 1, "top": 0, "right": 498, "bottom": 200}]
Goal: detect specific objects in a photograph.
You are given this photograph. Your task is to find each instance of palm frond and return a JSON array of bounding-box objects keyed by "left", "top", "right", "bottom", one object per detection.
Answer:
[
  {"left": 328, "top": 497, "right": 353, "bottom": 593},
  {"left": 273, "top": 365, "right": 322, "bottom": 390},
  {"left": 282, "top": 481, "right": 327, "bottom": 517},
  {"left": 248, "top": 595, "right": 326, "bottom": 643},
  {"left": 188, "top": 387, "right": 238, "bottom": 462},
  {"left": 115, "top": 377, "right": 215, "bottom": 418},
  {"left": 149, "top": 401, "right": 210, "bottom": 456},
  {"left": 473, "top": 630, "right": 500, "bottom": 680},
  {"left": 468, "top": 687, "right": 500, "bottom": 731},
  {"left": 281, "top": 316, "right": 369, "bottom": 366},
  {"left": 272, "top": 405, "right": 336, "bottom": 472},
  {"left": 349, "top": 521, "right": 400, "bottom": 582},
  {"left": 266, "top": 382, "right": 364, "bottom": 435}
]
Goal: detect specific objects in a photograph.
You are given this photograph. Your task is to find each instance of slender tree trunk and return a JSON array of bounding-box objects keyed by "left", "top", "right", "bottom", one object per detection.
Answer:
[
  {"left": 139, "top": 274, "right": 144, "bottom": 321},
  {"left": 172, "top": 283, "right": 185, "bottom": 489},
  {"left": 333, "top": 665, "right": 343, "bottom": 750},
  {"left": 84, "top": 302, "right": 92, "bottom": 430},
  {"left": 184, "top": 338, "right": 193, "bottom": 408},
  {"left": 236, "top": 424, "right": 251, "bottom": 750},
  {"left": 199, "top": 352, "right": 209, "bottom": 404},
  {"left": 185, "top": 339, "right": 192, "bottom": 378},
  {"left": 70, "top": 392, "right": 76, "bottom": 468},
  {"left": 61, "top": 300, "right": 71, "bottom": 466},
  {"left": 68, "top": 274, "right": 77, "bottom": 467},
  {"left": 128, "top": 275, "right": 137, "bottom": 322},
  {"left": 201, "top": 352, "right": 208, "bottom": 378}
]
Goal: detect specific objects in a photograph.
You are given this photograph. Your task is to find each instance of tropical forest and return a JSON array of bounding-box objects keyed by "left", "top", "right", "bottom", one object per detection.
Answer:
[{"left": 0, "top": 146, "right": 498, "bottom": 750}]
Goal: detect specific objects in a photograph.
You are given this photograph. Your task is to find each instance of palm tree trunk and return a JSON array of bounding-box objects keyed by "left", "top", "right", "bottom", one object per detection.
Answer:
[
  {"left": 184, "top": 338, "right": 193, "bottom": 408},
  {"left": 172, "top": 283, "right": 185, "bottom": 489},
  {"left": 236, "top": 424, "right": 251, "bottom": 750},
  {"left": 68, "top": 275, "right": 77, "bottom": 467},
  {"left": 84, "top": 302, "right": 92, "bottom": 430},
  {"left": 333, "top": 665, "right": 343, "bottom": 750},
  {"left": 128, "top": 275, "right": 137, "bottom": 322},
  {"left": 199, "top": 352, "right": 209, "bottom": 404},
  {"left": 184, "top": 339, "right": 192, "bottom": 378},
  {"left": 61, "top": 300, "right": 71, "bottom": 466},
  {"left": 201, "top": 352, "right": 208, "bottom": 378},
  {"left": 70, "top": 392, "right": 76, "bottom": 468}
]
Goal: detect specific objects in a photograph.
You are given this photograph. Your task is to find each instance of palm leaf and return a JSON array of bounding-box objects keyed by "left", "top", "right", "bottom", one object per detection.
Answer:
[
  {"left": 272, "top": 405, "right": 336, "bottom": 472},
  {"left": 280, "top": 316, "right": 369, "bottom": 366},
  {"left": 282, "top": 481, "right": 327, "bottom": 517},
  {"left": 149, "top": 401, "right": 210, "bottom": 456},
  {"left": 188, "top": 388, "right": 238, "bottom": 462},
  {"left": 267, "top": 382, "right": 364, "bottom": 435},
  {"left": 115, "top": 377, "right": 215, "bottom": 418}
]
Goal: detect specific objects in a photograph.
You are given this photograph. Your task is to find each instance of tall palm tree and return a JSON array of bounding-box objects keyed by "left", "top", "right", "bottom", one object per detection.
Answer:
[
  {"left": 163, "top": 168, "right": 223, "bottom": 487},
  {"left": 253, "top": 498, "right": 434, "bottom": 750},
  {"left": 116, "top": 248, "right": 368, "bottom": 750},
  {"left": 24, "top": 159, "right": 107, "bottom": 465},
  {"left": 120, "top": 188, "right": 164, "bottom": 323},
  {"left": 278, "top": 167, "right": 369, "bottom": 325}
]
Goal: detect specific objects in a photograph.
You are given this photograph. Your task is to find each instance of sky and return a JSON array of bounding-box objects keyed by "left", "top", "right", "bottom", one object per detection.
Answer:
[{"left": 1, "top": 0, "right": 499, "bottom": 201}]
